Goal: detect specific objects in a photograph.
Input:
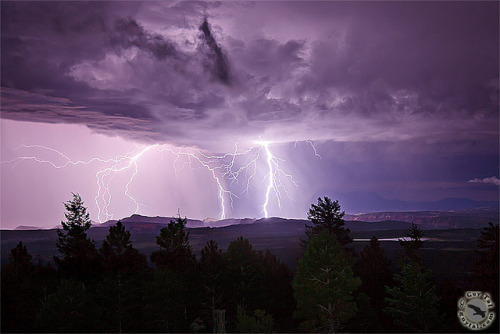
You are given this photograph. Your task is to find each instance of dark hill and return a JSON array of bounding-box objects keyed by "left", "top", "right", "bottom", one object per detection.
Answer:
[{"left": 98, "top": 214, "right": 205, "bottom": 230}]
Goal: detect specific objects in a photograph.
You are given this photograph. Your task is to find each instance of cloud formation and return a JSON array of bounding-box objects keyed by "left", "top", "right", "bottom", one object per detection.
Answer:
[
  {"left": 469, "top": 177, "right": 500, "bottom": 186},
  {"left": 1, "top": 1, "right": 498, "bottom": 227},
  {"left": 1, "top": 1, "right": 498, "bottom": 151},
  {"left": 199, "top": 18, "right": 231, "bottom": 85}
]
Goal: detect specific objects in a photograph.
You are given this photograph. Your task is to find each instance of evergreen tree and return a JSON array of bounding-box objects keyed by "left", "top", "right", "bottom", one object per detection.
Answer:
[
  {"left": 35, "top": 279, "right": 104, "bottom": 332},
  {"left": 236, "top": 305, "right": 274, "bottom": 333},
  {"left": 146, "top": 217, "right": 199, "bottom": 332},
  {"left": 200, "top": 239, "right": 226, "bottom": 278},
  {"left": 1, "top": 242, "right": 36, "bottom": 333},
  {"left": 57, "top": 193, "right": 92, "bottom": 243},
  {"left": 224, "top": 237, "right": 261, "bottom": 316},
  {"left": 150, "top": 216, "right": 195, "bottom": 271},
  {"left": 142, "top": 270, "right": 195, "bottom": 332},
  {"left": 384, "top": 261, "right": 441, "bottom": 332},
  {"left": 304, "top": 197, "right": 352, "bottom": 247},
  {"left": 293, "top": 231, "right": 360, "bottom": 333},
  {"left": 355, "top": 237, "right": 393, "bottom": 309},
  {"left": 354, "top": 236, "right": 393, "bottom": 332},
  {"left": 436, "top": 279, "right": 464, "bottom": 333},
  {"left": 345, "top": 291, "right": 381, "bottom": 333},
  {"left": 98, "top": 221, "right": 148, "bottom": 333},
  {"left": 54, "top": 193, "right": 98, "bottom": 278},
  {"left": 199, "top": 239, "right": 227, "bottom": 332},
  {"left": 96, "top": 274, "right": 145, "bottom": 333},
  {"left": 2, "top": 241, "right": 60, "bottom": 333},
  {"left": 100, "top": 220, "right": 147, "bottom": 275},
  {"left": 398, "top": 222, "right": 424, "bottom": 261},
  {"left": 257, "top": 250, "right": 296, "bottom": 332},
  {"left": 385, "top": 222, "right": 441, "bottom": 332},
  {"left": 7, "top": 241, "right": 33, "bottom": 277},
  {"left": 472, "top": 222, "right": 499, "bottom": 300}
]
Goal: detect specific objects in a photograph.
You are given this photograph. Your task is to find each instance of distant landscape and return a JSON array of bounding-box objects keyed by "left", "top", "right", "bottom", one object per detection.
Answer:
[
  {"left": 2, "top": 192, "right": 498, "bottom": 333},
  {"left": 329, "top": 193, "right": 499, "bottom": 213},
  {"left": 3, "top": 208, "right": 497, "bottom": 283}
]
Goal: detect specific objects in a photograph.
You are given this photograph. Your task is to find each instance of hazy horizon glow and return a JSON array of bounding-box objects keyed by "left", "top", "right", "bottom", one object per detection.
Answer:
[{"left": 1, "top": 1, "right": 499, "bottom": 229}]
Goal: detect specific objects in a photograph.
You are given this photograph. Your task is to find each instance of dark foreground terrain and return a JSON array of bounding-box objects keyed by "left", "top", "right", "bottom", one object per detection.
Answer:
[{"left": 2, "top": 208, "right": 498, "bottom": 333}]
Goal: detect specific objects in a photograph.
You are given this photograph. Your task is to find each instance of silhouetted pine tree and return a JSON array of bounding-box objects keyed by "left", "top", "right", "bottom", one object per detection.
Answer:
[
  {"left": 1, "top": 242, "right": 36, "bottom": 333},
  {"left": 293, "top": 231, "right": 360, "bottom": 333},
  {"left": 384, "top": 261, "right": 441, "bottom": 332},
  {"left": 303, "top": 197, "right": 352, "bottom": 247},
  {"left": 385, "top": 223, "right": 441, "bottom": 332},
  {"left": 257, "top": 250, "right": 296, "bottom": 332},
  {"left": 100, "top": 220, "right": 148, "bottom": 275},
  {"left": 199, "top": 239, "right": 227, "bottom": 332},
  {"left": 472, "top": 222, "right": 499, "bottom": 299},
  {"left": 236, "top": 305, "right": 274, "bottom": 333},
  {"left": 145, "top": 216, "right": 200, "bottom": 332},
  {"left": 98, "top": 221, "right": 148, "bottom": 333},
  {"left": 54, "top": 193, "right": 99, "bottom": 279},
  {"left": 8, "top": 241, "right": 32, "bottom": 270},
  {"left": 355, "top": 237, "right": 392, "bottom": 294},
  {"left": 398, "top": 222, "right": 424, "bottom": 262},
  {"left": 142, "top": 270, "right": 196, "bottom": 332},
  {"left": 35, "top": 279, "right": 104, "bottom": 332},
  {"left": 222, "top": 236, "right": 262, "bottom": 331},
  {"left": 353, "top": 236, "right": 393, "bottom": 331},
  {"left": 150, "top": 216, "right": 196, "bottom": 271}
]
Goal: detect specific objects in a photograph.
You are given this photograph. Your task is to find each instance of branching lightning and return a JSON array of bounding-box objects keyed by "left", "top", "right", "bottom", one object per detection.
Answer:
[
  {"left": 306, "top": 140, "right": 322, "bottom": 159},
  {"left": 2, "top": 140, "right": 320, "bottom": 222},
  {"left": 262, "top": 142, "right": 275, "bottom": 218},
  {"left": 255, "top": 140, "right": 298, "bottom": 218}
]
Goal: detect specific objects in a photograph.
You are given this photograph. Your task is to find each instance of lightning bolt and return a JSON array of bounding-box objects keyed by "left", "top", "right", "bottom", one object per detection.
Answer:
[
  {"left": 94, "top": 144, "right": 157, "bottom": 222},
  {"left": 159, "top": 146, "right": 238, "bottom": 220},
  {"left": 2, "top": 140, "right": 320, "bottom": 222},
  {"left": 262, "top": 141, "right": 274, "bottom": 218},
  {"left": 256, "top": 140, "right": 298, "bottom": 218},
  {"left": 306, "top": 140, "right": 322, "bottom": 159}
]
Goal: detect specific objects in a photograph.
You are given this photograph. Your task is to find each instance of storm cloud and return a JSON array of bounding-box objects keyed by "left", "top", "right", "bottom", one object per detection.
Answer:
[
  {"left": 199, "top": 18, "right": 231, "bottom": 84},
  {"left": 1, "top": 1, "right": 498, "bottom": 228},
  {"left": 1, "top": 1, "right": 497, "bottom": 151}
]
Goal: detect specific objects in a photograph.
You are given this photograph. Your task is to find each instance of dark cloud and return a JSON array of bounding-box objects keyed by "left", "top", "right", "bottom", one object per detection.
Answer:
[
  {"left": 1, "top": 87, "right": 156, "bottom": 142},
  {"left": 112, "top": 18, "right": 178, "bottom": 60},
  {"left": 1, "top": 1, "right": 498, "bottom": 225},
  {"left": 0, "top": 1, "right": 498, "bottom": 152},
  {"left": 199, "top": 18, "right": 231, "bottom": 84}
]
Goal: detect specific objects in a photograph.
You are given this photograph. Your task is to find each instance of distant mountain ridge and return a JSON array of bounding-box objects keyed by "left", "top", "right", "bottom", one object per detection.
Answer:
[
  {"left": 99, "top": 214, "right": 205, "bottom": 229},
  {"left": 96, "top": 214, "right": 259, "bottom": 231},
  {"left": 14, "top": 225, "right": 42, "bottom": 230},
  {"left": 88, "top": 207, "right": 498, "bottom": 233},
  {"left": 11, "top": 207, "right": 498, "bottom": 232},
  {"left": 333, "top": 193, "right": 498, "bottom": 213},
  {"left": 344, "top": 208, "right": 498, "bottom": 229},
  {"left": 4, "top": 209, "right": 496, "bottom": 269}
]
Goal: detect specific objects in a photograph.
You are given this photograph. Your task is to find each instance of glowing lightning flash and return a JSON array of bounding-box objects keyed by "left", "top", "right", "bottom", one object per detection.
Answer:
[
  {"left": 94, "top": 144, "right": 157, "bottom": 222},
  {"left": 256, "top": 140, "right": 298, "bottom": 218},
  {"left": 2, "top": 139, "right": 319, "bottom": 222},
  {"left": 159, "top": 146, "right": 237, "bottom": 220},
  {"left": 262, "top": 142, "right": 274, "bottom": 218}
]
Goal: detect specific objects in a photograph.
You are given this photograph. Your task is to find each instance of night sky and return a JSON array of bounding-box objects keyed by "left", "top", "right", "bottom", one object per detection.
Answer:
[{"left": 1, "top": 1, "right": 498, "bottom": 229}]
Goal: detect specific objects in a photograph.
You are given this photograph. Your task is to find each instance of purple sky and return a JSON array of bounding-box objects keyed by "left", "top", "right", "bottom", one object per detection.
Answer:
[{"left": 1, "top": 1, "right": 498, "bottom": 229}]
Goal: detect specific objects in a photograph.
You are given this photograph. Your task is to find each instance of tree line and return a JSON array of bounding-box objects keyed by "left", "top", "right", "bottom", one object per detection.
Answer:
[{"left": 2, "top": 194, "right": 498, "bottom": 333}]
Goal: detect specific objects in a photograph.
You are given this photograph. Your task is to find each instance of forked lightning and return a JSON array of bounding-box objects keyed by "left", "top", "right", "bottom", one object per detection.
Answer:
[{"left": 2, "top": 140, "right": 320, "bottom": 221}]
